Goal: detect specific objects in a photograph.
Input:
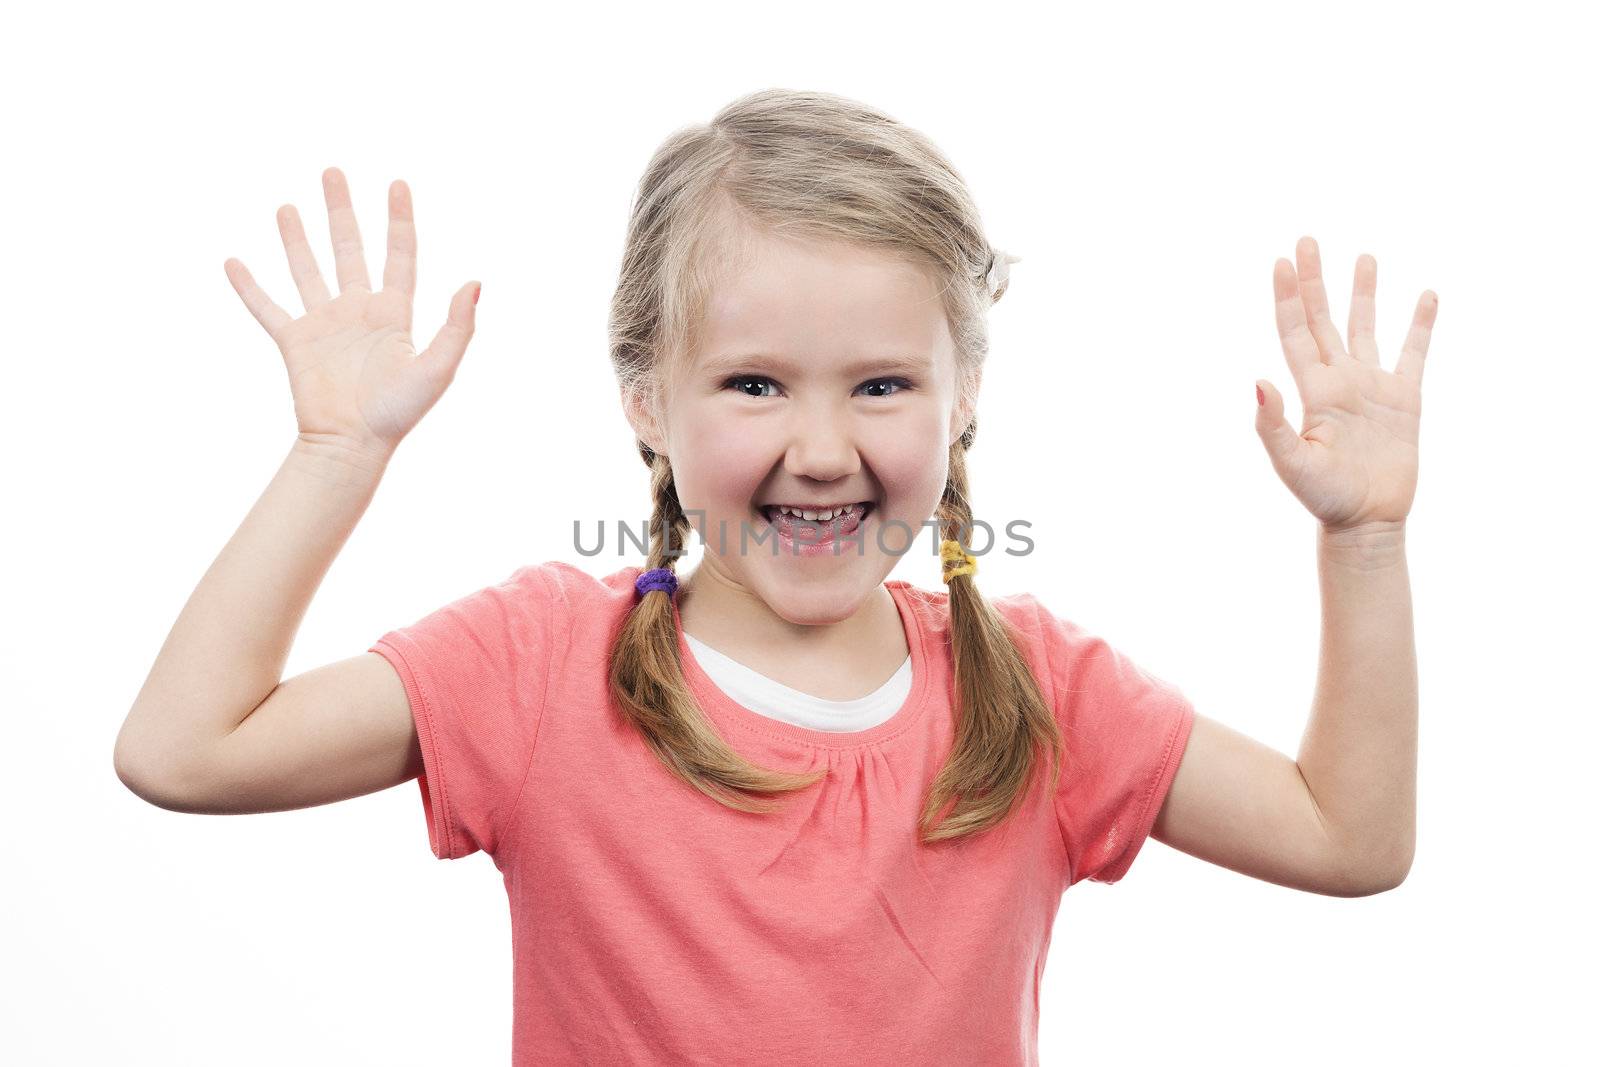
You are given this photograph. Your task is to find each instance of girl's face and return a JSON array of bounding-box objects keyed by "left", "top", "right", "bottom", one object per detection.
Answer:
[{"left": 634, "top": 227, "right": 973, "bottom": 625}]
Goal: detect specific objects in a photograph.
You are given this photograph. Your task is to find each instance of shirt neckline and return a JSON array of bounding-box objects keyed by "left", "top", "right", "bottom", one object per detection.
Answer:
[
  {"left": 669, "top": 579, "right": 934, "bottom": 751},
  {"left": 684, "top": 631, "right": 911, "bottom": 715}
]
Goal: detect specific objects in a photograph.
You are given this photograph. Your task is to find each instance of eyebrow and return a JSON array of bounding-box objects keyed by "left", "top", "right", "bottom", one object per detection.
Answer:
[{"left": 701, "top": 351, "right": 933, "bottom": 378}]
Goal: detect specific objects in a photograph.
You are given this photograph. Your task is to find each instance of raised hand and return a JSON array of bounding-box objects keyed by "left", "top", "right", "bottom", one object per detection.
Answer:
[
  {"left": 223, "top": 167, "right": 480, "bottom": 462},
  {"left": 1254, "top": 236, "right": 1438, "bottom": 534}
]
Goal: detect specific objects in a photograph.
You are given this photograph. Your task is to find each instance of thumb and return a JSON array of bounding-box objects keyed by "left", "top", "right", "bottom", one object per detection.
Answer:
[
  {"left": 419, "top": 281, "right": 480, "bottom": 388},
  {"left": 1254, "top": 379, "right": 1304, "bottom": 483}
]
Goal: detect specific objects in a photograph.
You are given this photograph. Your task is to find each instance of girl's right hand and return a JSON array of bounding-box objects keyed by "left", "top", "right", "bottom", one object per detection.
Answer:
[{"left": 224, "top": 167, "right": 480, "bottom": 463}]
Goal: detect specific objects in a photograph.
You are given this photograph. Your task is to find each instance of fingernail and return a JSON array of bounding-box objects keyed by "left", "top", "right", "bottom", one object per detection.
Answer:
[
  {"left": 473, "top": 284, "right": 481, "bottom": 306},
  {"left": 1256, "top": 384, "right": 1265, "bottom": 407}
]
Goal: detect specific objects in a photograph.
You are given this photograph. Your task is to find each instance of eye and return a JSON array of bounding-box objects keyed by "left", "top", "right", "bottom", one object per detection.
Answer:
[
  {"left": 721, "top": 375, "right": 915, "bottom": 399},
  {"left": 723, "top": 371, "right": 915, "bottom": 396},
  {"left": 860, "top": 377, "right": 912, "bottom": 399},
  {"left": 724, "top": 375, "right": 778, "bottom": 398}
]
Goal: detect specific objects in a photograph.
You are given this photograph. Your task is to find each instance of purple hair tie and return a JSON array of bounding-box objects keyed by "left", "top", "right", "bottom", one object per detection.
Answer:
[{"left": 635, "top": 567, "right": 679, "bottom": 599}]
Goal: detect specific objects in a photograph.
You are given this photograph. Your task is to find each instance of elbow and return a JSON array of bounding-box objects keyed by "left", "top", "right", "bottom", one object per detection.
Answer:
[
  {"left": 113, "top": 747, "right": 171, "bottom": 810},
  {"left": 1356, "top": 870, "right": 1408, "bottom": 895},
  {"left": 113, "top": 729, "right": 198, "bottom": 813},
  {"left": 1374, "top": 851, "right": 1414, "bottom": 894},
  {"left": 1351, "top": 863, "right": 1409, "bottom": 896},
  {"left": 113, "top": 726, "right": 148, "bottom": 798},
  {"left": 1344, "top": 841, "right": 1414, "bottom": 897}
]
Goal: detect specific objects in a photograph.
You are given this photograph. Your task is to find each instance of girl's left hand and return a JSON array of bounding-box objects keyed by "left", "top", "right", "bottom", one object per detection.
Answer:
[{"left": 1255, "top": 236, "right": 1438, "bottom": 534}]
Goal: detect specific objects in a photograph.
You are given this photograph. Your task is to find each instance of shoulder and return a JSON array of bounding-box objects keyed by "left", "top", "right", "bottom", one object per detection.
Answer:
[
  {"left": 921, "top": 583, "right": 1073, "bottom": 643},
  {"left": 431, "top": 560, "right": 645, "bottom": 633},
  {"left": 988, "top": 588, "right": 1101, "bottom": 651},
  {"left": 498, "top": 561, "right": 667, "bottom": 625},
  {"left": 887, "top": 580, "right": 1078, "bottom": 653},
  {"left": 512, "top": 560, "right": 646, "bottom": 601},
  {"left": 962, "top": 587, "right": 1117, "bottom": 686}
]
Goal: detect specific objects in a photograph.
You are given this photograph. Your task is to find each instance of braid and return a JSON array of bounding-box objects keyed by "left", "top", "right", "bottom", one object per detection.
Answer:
[
  {"left": 917, "top": 428, "right": 1067, "bottom": 842},
  {"left": 646, "top": 451, "right": 692, "bottom": 572},
  {"left": 608, "top": 442, "right": 827, "bottom": 814}
]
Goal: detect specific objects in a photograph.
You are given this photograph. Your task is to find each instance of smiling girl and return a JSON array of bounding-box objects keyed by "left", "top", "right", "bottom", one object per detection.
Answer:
[{"left": 113, "top": 88, "right": 1435, "bottom": 1065}]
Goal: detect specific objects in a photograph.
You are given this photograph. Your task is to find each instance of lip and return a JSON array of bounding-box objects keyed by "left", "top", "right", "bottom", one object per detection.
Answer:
[{"left": 756, "top": 501, "right": 874, "bottom": 555}]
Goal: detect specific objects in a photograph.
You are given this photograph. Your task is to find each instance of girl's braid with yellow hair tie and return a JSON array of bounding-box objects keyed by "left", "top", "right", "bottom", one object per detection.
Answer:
[{"left": 940, "top": 539, "right": 978, "bottom": 583}]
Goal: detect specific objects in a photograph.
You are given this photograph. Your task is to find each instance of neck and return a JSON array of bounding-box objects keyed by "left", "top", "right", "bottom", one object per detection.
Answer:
[{"left": 675, "top": 564, "right": 906, "bottom": 698}]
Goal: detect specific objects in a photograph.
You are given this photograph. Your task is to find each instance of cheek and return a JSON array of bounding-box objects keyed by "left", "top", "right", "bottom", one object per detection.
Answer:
[
  {"left": 675, "top": 420, "right": 767, "bottom": 505},
  {"left": 859, "top": 414, "right": 950, "bottom": 504}
]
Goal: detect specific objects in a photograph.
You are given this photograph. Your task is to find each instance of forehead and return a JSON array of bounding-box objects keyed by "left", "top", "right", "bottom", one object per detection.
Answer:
[{"left": 692, "top": 227, "right": 953, "bottom": 370}]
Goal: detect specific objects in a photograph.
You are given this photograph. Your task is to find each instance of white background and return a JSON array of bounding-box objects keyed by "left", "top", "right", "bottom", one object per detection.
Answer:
[{"left": 6, "top": 1, "right": 1595, "bottom": 1063}]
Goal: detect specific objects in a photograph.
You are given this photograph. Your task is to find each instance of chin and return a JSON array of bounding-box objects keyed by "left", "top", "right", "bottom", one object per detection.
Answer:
[{"left": 751, "top": 564, "right": 886, "bottom": 621}]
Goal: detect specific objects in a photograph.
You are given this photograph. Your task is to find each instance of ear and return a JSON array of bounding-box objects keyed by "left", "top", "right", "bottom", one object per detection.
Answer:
[
  {"left": 621, "top": 386, "right": 667, "bottom": 457},
  {"left": 948, "top": 367, "right": 982, "bottom": 446}
]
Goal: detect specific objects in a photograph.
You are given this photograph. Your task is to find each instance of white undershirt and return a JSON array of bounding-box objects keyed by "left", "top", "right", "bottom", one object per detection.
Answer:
[{"left": 684, "top": 633, "right": 912, "bottom": 733}]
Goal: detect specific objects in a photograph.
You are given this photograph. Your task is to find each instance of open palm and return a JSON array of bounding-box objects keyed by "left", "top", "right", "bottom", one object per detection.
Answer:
[
  {"left": 223, "top": 167, "right": 480, "bottom": 460},
  {"left": 1255, "top": 236, "right": 1438, "bottom": 533}
]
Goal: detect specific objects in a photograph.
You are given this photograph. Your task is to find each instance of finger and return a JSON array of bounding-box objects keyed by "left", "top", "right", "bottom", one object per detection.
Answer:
[
  {"left": 382, "top": 180, "right": 417, "bottom": 319},
  {"left": 223, "top": 258, "right": 294, "bottom": 342},
  {"left": 1294, "top": 236, "right": 1350, "bottom": 363},
  {"left": 322, "top": 167, "right": 372, "bottom": 293},
  {"left": 1394, "top": 290, "right": 1438, "bottom": 384},
  {"left": 1347, "top": 253, "right": 1380, "bottom": 367},
  {"left": 418, "top": 281, "right": 481, "bottom": 389},
  {"left": 1273, "top": 258, "right": 1321, "bottom": 383},
  {"left": 275, "top": 204, "right": 333, "bottom": 312},
  {"left": 1254, "top": 378, "right": 1308, "bottom": 488}
]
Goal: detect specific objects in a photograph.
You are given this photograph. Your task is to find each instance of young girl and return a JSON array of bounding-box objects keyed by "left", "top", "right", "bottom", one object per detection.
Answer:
[{"left": 114, "top": 89, "right": 1434, "bottom": 1064}]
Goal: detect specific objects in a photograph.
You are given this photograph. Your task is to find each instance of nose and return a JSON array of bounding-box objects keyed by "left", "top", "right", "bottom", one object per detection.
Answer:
[{"left": 781, "top": 401, "right": 862, "bottom": 485}]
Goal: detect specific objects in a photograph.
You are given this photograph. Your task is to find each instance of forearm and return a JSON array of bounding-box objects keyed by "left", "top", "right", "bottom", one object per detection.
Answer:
[
  {"left": 115, "top": 435, "right": 390, "bottom": 774},
  {"left": 1296, "top": 520, "right": 1418, "bottom": 886}
]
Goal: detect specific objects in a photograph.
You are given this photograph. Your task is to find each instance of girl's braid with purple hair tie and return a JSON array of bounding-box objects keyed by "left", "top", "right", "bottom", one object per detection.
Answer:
[{"left": 634, "top": 567, "right": 679, "bottom": 600}]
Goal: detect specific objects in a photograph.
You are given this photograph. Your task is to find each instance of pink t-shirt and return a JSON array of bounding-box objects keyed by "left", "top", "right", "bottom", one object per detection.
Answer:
[{"left": 369, "top": 561, "right": 1194, "bottom": 1066}]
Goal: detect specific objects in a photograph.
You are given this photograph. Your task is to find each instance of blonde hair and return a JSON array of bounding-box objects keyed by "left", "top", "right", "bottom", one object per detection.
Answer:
[{"left": 606, "top": 88, "right": 1063, "bottom": 844}]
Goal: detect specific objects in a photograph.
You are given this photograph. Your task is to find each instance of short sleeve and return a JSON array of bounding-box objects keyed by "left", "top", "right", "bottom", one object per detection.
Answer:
[
  {"left": 1029, "top": 596, "right": 1195, "bottom": 887},
  {"left": 368, "top": 564, "right": 562, "bottom": 861}
]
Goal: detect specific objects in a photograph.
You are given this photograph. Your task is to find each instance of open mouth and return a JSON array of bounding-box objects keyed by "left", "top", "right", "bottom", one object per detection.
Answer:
[{"left": 756, "top": 502, "right": 875, "bottom": 541}]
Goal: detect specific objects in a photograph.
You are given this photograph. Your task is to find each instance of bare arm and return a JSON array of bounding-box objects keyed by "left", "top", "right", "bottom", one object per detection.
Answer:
[
  {"left": 113, "top": 167, "right": 479, "bottom": 812},
  {"left": 1297, "top": 522, "right": 1416, "bottom": 882},
  {"left": 112, "top": 437, "right": 413, "bottom": 810},
  {"left": 1153, "top": 523, "right": 1417, "bottom": 896},
  {"left": 1151, "top": 238, "right": 1430, "bottom": 896}
]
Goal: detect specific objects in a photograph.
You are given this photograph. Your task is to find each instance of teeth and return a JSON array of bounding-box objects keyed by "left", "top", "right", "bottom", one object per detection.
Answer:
[{"left": 770, "top": 503, "right": 864, "bottom": 522}]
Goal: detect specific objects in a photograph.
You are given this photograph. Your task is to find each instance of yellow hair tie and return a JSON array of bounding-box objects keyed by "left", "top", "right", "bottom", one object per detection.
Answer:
[{"left": 940, "top": 539, "right": 978, "bottom": 582}]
